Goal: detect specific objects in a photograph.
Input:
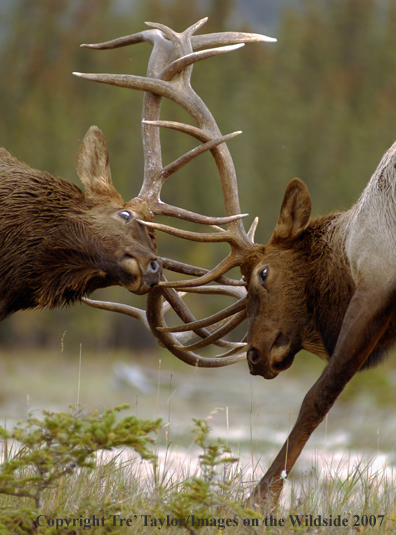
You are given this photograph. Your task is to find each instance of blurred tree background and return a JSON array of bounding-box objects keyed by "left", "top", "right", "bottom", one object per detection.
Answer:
[{"left": 0, "top": 0, "right": 395, "bottom": 352}]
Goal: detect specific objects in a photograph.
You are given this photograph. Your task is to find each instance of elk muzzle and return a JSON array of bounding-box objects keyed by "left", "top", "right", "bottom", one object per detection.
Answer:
[
  {"left": 247, "top": 330, "right": 295, "bottom": 379},
  {"left": 119, "top": 248, "right": 162, "bottom": 295}
]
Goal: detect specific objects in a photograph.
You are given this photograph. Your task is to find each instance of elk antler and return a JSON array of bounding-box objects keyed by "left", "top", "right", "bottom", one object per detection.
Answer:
[{"left": 75, "top": 19, "right": 276, "bottom": 366}]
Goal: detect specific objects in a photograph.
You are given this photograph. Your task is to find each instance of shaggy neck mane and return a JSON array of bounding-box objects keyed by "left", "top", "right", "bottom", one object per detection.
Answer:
[{"left": 303, "top": 214, "right": 355, "bottom": 358}]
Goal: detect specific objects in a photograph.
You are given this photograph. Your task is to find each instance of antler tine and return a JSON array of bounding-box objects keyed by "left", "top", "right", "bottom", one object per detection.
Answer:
[
  {"left": 173, "top": 309, "right": 247, "bottom": 352},
  {"left": 143, "top": 208, "right": 248, "bottom": 227},
  {"left": 81, "top": 297, "right": 150, "bottom": 330},
  {"left": 76, "top": 19, "right": 276, "bottom": 367},
  {"left": 248, "top": 217, "right": 259, "bottom": 242},
  {"left": 159, "top": 252, "right": 246, "bottom": 289},
  {"left": 161, "top": 256, "right": 246, "bottom": 287},
  {"left": 157, "top": 297, "right": 246, "bottom": 333},
  {"left": 146, "top": 287, "right": 246, "bottom": 367},
  {"left": 216, "top": 333, "right": 248, "bottom": 358},
  {"left": 80, "top": 31, "right": 154, "bottom": 50},
  {"left": 139, "top": 220, "right": 245, "bottom": 245},
  {"left": 159, "top": 43, "right": 245, "bottom": 81},
  {"left": 170, "top": 282, "right": 246, "bottom": 299}
]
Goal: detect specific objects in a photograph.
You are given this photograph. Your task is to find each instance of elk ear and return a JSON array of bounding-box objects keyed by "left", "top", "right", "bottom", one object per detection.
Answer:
[
  {"left": 76, "top": 126, "right": 114, "bottom": 194},
  {"left": 271, "top": 178, "right": 312, "bottom": 241}
]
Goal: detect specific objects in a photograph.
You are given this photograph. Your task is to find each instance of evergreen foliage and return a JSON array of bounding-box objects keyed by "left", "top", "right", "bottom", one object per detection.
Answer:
[
  {"left": 0, "top": 0, "right": 395, "bottom": 348},
  {"left": 0, "top": 407, "right": 259, "bottom": 534},
  {"left": 0, "top": 407, "right": 393, "bottom": 533},
  {"left": 0, "top": 406, "right": 160, "bottom": 509}
]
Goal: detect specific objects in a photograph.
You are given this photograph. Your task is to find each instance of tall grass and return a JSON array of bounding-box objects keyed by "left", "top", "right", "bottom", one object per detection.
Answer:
[{"left": 0, "top": 406, "right": 395, "bottom": 534}]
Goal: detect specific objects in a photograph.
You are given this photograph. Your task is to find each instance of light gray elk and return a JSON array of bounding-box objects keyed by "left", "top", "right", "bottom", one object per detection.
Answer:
[
  {"left": 153, "top": 137, "right": 396, "bottom": 508},
  {"left": 240, "top": 144, "right": 396, "bottom": 505},
  {"left": 72, "top": 18, "right": 396, "bottom": 510},
  {"left": 150, "top": 142, "right": 396, "bottom": 507},
  {"left": 112, "top": 23, "right": 396, "bottom": 509}
]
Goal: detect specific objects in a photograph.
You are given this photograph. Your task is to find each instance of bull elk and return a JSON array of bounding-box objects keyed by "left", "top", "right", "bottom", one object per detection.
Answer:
[
  {"left": 134, "top": 48, "right": 396, "bottom": 507},
  {"left": 0, "top": 125, "right": 163, "bottom": 319},
  {"left": 0, "top": 17, "right": 260, "bottom": 322},
  {"left": 75, "top": 19, "right": 396, "bottom": 510},
  {"left": 240, "top": 146, "right": 396, "bottom": 505},
  {"left": 152, "top": 134, "right": 396, "bottom": 506}
]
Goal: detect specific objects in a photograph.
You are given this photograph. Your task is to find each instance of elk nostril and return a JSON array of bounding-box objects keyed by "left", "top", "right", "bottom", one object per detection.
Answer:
[
  {"left": 247, "top": 348, "right": 260, "bottom": 364},
  {"left": 148, "top": 260, "right": 160, "bottom": 273}
]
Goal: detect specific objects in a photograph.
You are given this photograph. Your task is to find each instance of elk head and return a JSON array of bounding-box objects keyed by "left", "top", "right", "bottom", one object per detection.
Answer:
[
  {"left": 241, "top": 177, "right": 356, "bottom": 380},
  {"left": 75, "top": 125, "right": 162, "bottom": 296},
  {"left": 241, "top": 179, "right": 313, "bottom": 379},
  {"left": 0, "top": 125, "right": 162, "bottom": 320}
]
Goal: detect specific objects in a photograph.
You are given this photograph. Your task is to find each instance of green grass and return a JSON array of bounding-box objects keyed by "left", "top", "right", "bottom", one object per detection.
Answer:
[
  {"left": 0, "top": 406, "right": 395, "bottom": 534},
  {"left": 1, "top": 348, "right": 396, "bottom": 533}
]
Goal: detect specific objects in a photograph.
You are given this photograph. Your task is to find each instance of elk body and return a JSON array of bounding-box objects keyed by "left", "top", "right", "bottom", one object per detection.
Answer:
[
  {"left": 75, "top": 19, "right": 396, "bottom": 510},
  {"left": 241, "top": 141, "right": 396, "bottom": 505},
  {"left": 0, "top": 126, "right": 162, "bottom": 320},
  {"left": 75, "top": 18, "right": 396, "bottom": 510}
]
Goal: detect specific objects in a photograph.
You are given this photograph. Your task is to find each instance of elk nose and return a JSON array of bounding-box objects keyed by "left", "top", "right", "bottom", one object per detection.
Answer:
[
  {"left": 247, "top": 347, "right": 278, "bottom": 379},
  {"left": 142, "top": 257, "right": 162, "bottom": 288},
  {"left": 247, "top": 348, "right": 263, "bottom": 376},
  {"left": 147, "top": 260, "right": 161, "bottom": 274}
]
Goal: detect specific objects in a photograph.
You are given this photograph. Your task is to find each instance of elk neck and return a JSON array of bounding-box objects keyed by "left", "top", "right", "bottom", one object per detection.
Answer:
[
  {"left": 302, "top": 204, "right": 396, "bottom": 369},
  {"left": 302, "top": 212, "right": 355, "bottom": 360},
  {"left": 0, "top": 175, "right": 105, "bottom": 317}
]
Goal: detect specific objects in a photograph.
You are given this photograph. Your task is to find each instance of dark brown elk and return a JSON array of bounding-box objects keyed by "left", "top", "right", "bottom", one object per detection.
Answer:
[
  {"left": 0, "top": 18, "right": 273, "bottom": 344},
  {"left": 0, "top": 125, "right": 162, "bottom": 319},
  {"left": 239, "top": 143, "right": 396, "bottom": 506}
]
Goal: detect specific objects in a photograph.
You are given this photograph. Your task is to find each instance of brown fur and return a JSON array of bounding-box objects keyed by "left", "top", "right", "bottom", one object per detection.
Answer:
[
  {"left": 241, "top": 182, "right": 396, "bottom": 377},
  {"left": 0, "top": 126, "right": 161, "bottom": 320},
  {"left": 241, "top": 214, "right": 357, "bottom": 367},
  {"left": 241, "top": 162, "right": 396, "bottom": 507}
]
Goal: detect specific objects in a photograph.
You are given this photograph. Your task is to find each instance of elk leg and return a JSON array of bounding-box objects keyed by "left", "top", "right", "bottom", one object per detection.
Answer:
[{"left": 248, "top": 282, "right": 396, "bottom": 508}]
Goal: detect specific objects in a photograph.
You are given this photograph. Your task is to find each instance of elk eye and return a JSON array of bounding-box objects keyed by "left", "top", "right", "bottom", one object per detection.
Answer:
[
  {"left": 259, "top": 267, "right": 268, "bottom": 285},
  {"left": 119, "top": 210, "right": 132, "bottom": 222}
]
